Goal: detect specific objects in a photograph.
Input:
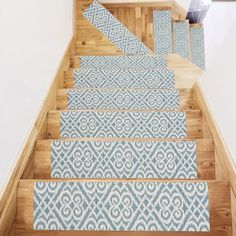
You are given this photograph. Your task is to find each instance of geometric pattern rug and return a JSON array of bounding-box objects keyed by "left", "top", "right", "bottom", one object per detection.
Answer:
[
  {"left": 74, "top": 68, "right": 175, "bottom": 89},
  {"left": 67, "top": 89, "right": 179, "bottom": 110},
  {"left": 79, "top": 55, "right": 167, "bottom": 70},
  {"left": 153, "top": 10, "right": 172, "bottom": 54},
  {"left": 190, "top": 26, "right": 205, "bottom": 69},
  {"left": 51, "top": 140, "right": 197, "bottom": 179},
  {"left": 82, "top": 0, "right": 151, "bottom": 55},
  {"left": 60, "top": 111, "right": 187, "bottom": 139},
  {"left": 173, "top": 20, "right": 190, "bottom": 60},
  {"left": 34, "top": 181, "right": 210, "bottom": 231}
]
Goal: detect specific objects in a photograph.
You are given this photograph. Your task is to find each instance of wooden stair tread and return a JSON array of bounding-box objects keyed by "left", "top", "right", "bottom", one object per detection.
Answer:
[
  {"left": 56, "top": 88, "right": 196, "bottom": 111},
  {"left": 16, "top": 180, "right": 232, "bottom": 236},
  {"left": 34, "top": 139, "right": 214, "bottom": 180},
  {"left": 46, "top": 109, "right": 203, "bottom": 139}
]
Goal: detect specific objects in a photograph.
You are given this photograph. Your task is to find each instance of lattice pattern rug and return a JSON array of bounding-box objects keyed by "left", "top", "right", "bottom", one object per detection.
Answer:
[
  {"left": 51, "top": 140, "right": 197, "bottom": 179},
  {"left": 34, "top": 181, "right": 210, "bottom": 231},
  {"left": 82, "top": 0, "right": 151, "bottom": 54},
  {"left": 74, "top": 68, "right": 175, "bottom": 89},
  {"left": 79, "top": 55, "right": 167, "bottom": 69},
  {"left": 60, "top": 111, "right": 187, "bottom": 139},
  {"left": 67, "top": 89, "right": 179, "bottom": 110}
]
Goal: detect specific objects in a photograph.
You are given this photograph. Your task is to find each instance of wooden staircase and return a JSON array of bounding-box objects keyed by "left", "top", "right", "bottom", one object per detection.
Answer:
[{"left": 0, "top": 1, "right": 235, "bottom": 236}]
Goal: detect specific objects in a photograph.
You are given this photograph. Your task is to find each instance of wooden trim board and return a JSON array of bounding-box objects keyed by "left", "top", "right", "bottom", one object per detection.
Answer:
[
  {"left": 0, "top": 36, "right": 76, "bottom": 236},
  {"left": 193, "top": 81, "right": 236, "bottom": 235}
]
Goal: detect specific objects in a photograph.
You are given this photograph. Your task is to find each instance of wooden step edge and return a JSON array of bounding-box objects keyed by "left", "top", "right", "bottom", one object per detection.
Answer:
[
  {"left": 16, "top": 180, "right": 232, "bottom": 236},
  {"left": 56, "top": 88, "right": 196, "bottom": 111},
  {"left": 34, "top": 138, "right": 215, "bottom": 180},
  {"left": 46, "top": 109, "right": 203, "bottom": 139}
]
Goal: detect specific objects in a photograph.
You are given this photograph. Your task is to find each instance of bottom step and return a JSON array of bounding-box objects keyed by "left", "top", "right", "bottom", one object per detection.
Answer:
[{"left": 16, "top": 180, "right": 231, "bottom": 235}]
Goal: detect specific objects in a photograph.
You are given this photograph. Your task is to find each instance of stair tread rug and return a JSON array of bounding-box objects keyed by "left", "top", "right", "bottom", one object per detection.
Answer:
[
  {"left": 34, "top": 181, "right": 210, "bottom": 231},
  {"left": 74, "top": 68, "right": 175, "bottom": 89},
  {"left": 67, "top": 88, "right": 180, "bottom": 110},
  {"left": 79, "top": 55, "right": 167, "bottom": 70},
  {"left": 60, "top": 111, "right": 187, "bottom": 139},
  {"left": 51, "top": 140, "right": 197, "bottom": 179},
  {"left": 82, "top": 0, "right": 151, "bottom": 55}
]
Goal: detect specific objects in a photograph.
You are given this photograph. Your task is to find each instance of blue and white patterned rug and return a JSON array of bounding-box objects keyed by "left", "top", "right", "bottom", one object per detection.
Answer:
[
  {"left": 190, "top": 27, "right": 205, "bottom": 69},
  {"left": 60, "top": 111, "right": 187, "bottom": 139},
  {"left": 34, "top": 181, "right": 210, "bottom": 231},
  {"left": 173, "top": 21, "right": 190, "bottom": 60},
  {"left": 153, "top": 10, "right": 172, "bottom": 54},
  {"left": 67, "top": 89, "right": 179, "bottom": 110},
  {"left": 79, "top": 55, "right": 167, "bottom": 70},
  {"left": 51, "top": 140, "right": 197, "bottom": 179},
  {"left": 82, "top": 0, "right": 151, "bottom": 55},
  {"left": 74, "top": 68, "right": 175, "bottom": 89}
]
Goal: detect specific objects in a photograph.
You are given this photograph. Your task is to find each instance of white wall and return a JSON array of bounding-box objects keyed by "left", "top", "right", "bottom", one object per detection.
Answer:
[
  {"left": 100, "top": 0, "right": 191, "bottom": 11},
  {"left": 200, "top": 2, "right": 236, "bottom": 165},
  {"left": 0, "top": 0, "right": 73, "bottom": 194}
]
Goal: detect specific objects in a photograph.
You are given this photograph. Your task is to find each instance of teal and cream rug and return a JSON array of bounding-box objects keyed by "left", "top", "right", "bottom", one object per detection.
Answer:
[
  {"left": 60, "top": 111, "right": 187, "bottom": 139},
  {"left": 51, "top": 140, "right": 197, "bottom": 179},
  {"left": 34, "top": 181, "right": 210, "bottom": 231},
  {"left": 67, "top": 89, "right": 179, "bottom": 110},
  {"left": 74, "top": 68, "right": 175, "bottom": 89}
]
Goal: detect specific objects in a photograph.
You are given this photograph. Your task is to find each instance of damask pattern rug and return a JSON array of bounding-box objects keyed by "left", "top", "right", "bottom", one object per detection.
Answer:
[
  {"left": 79, "top": 55, "right": 167, "bottom": 70},
  {"left": 51, "top": 140, "right": 197, "bottom": 179},
  {"left": 173, "top": 20, "right": 190, "bottom": 60},
  {"left": 34, "top": 181, "right": 210, "bottom": 231},
  {"left": 82, "top": 0, "right": 151, "bottom": 54},
  {"left": 60, "top": 111, "right": 187, "bottom": 139},
  {"left": 67, "top": 88, "right": 179, "bottom": 110},
  {"left": 74, "top": 68, "right": 175, "bottom": 89},
  {"left": 153, "top": 10, "right": 172, "bottom": 54},
  {"left": 190, "top": 27, "right": 205, "bottom": 69}
]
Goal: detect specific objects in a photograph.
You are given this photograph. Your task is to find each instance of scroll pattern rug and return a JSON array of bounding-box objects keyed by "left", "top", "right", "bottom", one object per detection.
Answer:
[
  {"left": 67, "top": 89, "right": 179, "bottom": 110},
  {"left": 190, "top": 27, "right": 205, "bottom": 69},
  {"left": 34, "top": 181, "right": 210, "bottom": 231},
  {"left": 153, "top": 10, "right": 172, "bottom": 54},
  {"left": 74, "top": 68, "right": 175, "bottom": 89},
  {"left": 173, "top": 21, "right": 190, "bottom": 60},
  {"left": 82, "top": 0, "right": 150, "bottom": 55},
  {"left": 79, "top": 55, "right": 167, "bottom": 70},
  {"left": 60, "top": 111, "right": 187, "bottom": 139},
  {"left": 51, "top": 140, "right": 197, "bottom": 179}
]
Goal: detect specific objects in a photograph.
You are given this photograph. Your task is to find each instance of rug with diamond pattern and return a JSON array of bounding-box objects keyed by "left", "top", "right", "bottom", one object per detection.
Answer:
[
  {"left": 51, "top": 140, "right": 197, "bottom": 179},
  {"left": 153, "top": 10, "right": 172, "bottom": 54},
  {"left": 82, "top": 0, "right": 151, "bottom": 55},
  {"left": 67, "top": 88, "right": 179, "bottom": 110},
  {"left": 60, "top": 111, "right": 187, "bottom": 139},
  {"left": 79, "top": 55, "right": 167, "bottom": 70},
  {"left": 34, "top": 181, "right": 210, "bottom": 231},
  {"left": 74, "top": 67, "right": 175, "bottom": 89}
]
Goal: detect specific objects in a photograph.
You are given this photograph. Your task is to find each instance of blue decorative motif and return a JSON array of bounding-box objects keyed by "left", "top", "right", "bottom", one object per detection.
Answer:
[
  {"left": 82, "top": 0, "right": 151, "bottom": 54},
  {"left": 79, "top": 55, "right": 167, "bottom": 70},
  {"left": 60, "top": 111, "right": 187, "bottom": 139},
  {"left": 190, "top": 26, "right": 205, "bottom": 69},
  {"left": 153, "top": 10, "right": 172, "bottom": 54},
  {"left": 67, "top": 88, "right": 179, "bottom": 110},
  {"left": 74, "top": 68, "right": 175, "bottom": 89},
  {"left": 34, "top": 181, "right": 210, "bottom": 231},
  {"left": 173, "top": 20, "right": 190, "bottom": 60},
  {"left": 51, "top": 140, "right": 197, "bottom": 179}
]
